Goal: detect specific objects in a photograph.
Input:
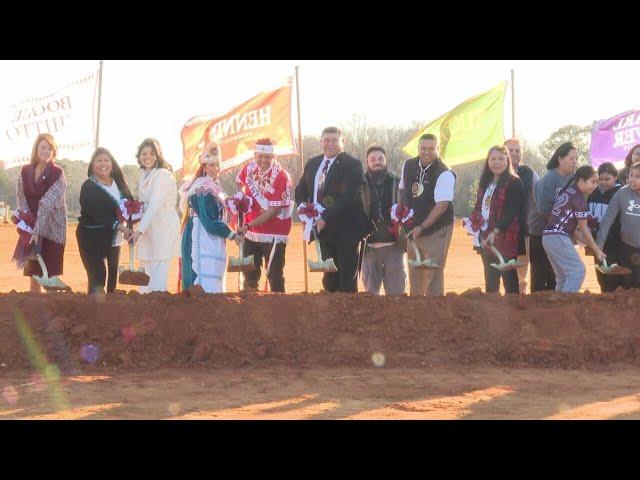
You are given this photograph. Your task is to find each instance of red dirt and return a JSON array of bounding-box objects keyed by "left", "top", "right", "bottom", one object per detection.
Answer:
[
  {"left": 1, "top": 288, "right": 640, "bottom": 375},
  {"left": 1, "top": 224, "right": 639, "bottom": 419}
]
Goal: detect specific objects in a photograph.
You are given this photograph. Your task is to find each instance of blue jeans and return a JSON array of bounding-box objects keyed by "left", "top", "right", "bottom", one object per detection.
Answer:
[{"left": 542, "top": 234, "right": 586, "bottom": 292}]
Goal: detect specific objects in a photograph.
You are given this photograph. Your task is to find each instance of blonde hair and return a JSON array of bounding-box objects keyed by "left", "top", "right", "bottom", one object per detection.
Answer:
[{"left": 30, "top": 133, "right": 57, "bottom": 166}]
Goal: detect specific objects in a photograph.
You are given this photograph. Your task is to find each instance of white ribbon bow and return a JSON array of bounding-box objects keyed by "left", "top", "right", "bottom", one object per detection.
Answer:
[
  {"left": 13, "top": 210, "right": 33, "bottom": 234},
  {"left": 117, "top": 199, "right": 144, "bottom": 222},
  {"left": 297, "top": 202, "right": 325, "bottom": 242}
]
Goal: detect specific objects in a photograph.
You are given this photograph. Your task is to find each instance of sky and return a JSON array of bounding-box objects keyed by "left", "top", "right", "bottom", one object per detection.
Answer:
[{"left": 0, "top": 60, "right": 639, "bottom": 169}]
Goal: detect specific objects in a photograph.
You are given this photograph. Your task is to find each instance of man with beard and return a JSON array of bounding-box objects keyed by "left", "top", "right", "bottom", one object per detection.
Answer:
[{"left": 361, "top": 145, "right": 406, "bottom": 295}]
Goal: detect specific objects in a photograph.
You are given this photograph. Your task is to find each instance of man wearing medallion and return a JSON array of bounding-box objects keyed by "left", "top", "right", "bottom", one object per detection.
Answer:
[
  {"left": 398, "top": 133, "right": 456, "bottom": 296},
  {"left": 235, "top": 138, "right": 293, "bottom": 292},
  {"left": 294, "top": 126, "right": 372, "bottom": 292}
]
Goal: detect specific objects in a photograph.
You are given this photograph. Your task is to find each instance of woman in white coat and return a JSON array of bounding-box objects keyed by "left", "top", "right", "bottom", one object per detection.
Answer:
[{"left": 129, "top": 138, "right": 180, "bottom": 292}]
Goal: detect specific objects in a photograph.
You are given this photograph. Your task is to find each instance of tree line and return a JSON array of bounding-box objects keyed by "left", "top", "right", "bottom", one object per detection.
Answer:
[{"left": 0, "top": 121, "right": 593, "bottom": 220}]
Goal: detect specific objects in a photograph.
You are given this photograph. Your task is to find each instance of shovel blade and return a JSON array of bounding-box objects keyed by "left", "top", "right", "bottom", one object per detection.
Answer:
[
  {"left": 119, "top": 270, "right": 150, "bottom": 286},
  {"left": 409, "top": 259, "right": 440, "bottom": 270},
  {"left": 227, "top": 255, "right": 256, "bottom": 273},
  {"left": 32, "top": 275, "right": 72, "bottom": 292},
  {"left": 595, "top": 264, "right": 632, "bottom": 275},
  {"left": 490, "top": 260, "right": 525, "bottom": 272},
  {"left": 308, "top": 259, "right": 338, "bottom": 273}
]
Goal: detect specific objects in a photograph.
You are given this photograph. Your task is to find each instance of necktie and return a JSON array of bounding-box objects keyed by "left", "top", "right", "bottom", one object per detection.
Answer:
[{"left": 317, "top": 159, "right": 330, "bottom": 203}]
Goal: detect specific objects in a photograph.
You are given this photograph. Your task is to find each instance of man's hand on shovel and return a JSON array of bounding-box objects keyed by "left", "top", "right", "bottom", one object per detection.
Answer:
[
  {"left": 407, "top": 224, "right": 422, "bottom": 240},
  {"left": 316, "top": 217, "right": 326, "bottom": 233}
]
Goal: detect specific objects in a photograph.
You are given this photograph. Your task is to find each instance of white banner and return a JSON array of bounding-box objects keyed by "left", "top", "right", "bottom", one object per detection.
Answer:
[{"left": 0, "top": 70, "right": 99, "bottom": 168}]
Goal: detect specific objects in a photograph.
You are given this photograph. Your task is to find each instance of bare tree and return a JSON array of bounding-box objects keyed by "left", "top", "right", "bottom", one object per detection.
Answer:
[{"left": 538, "top": 124, "right": 593, "bottom": 168}]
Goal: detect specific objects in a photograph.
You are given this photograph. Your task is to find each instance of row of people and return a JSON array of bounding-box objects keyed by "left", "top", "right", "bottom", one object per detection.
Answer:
[{"left": 10, "top": 131, "right": 640, "bottom": 295}]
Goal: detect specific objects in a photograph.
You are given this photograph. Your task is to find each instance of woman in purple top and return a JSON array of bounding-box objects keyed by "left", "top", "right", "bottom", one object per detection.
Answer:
[{"left": 542, "top": 165, "right": 604, "bottom": 292}]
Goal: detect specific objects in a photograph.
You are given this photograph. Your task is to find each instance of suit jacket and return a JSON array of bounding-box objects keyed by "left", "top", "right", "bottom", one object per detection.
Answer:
[{"left": 295, "top": 151, "right": 372, "bottom": 244}]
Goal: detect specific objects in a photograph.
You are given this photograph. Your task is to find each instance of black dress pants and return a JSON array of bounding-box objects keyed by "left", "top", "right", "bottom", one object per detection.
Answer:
[
  {"left": 78, "top": 241, "right": 121, "bottom": 294},
  {"left": 529, "top": 234, "right": 556, "bottom": 292},
  {"left": 242, "top": 239, "right": 286, "bottom": 292},
  {"left": 318, "top": 239, "right": 360, "bottom": 293},
  {"left": 481, "top": 250, "right": 520, "bottom": 294}
]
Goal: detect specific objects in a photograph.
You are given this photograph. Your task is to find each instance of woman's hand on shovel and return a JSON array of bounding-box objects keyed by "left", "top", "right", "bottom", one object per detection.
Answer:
[
  {"left": 480, "top": 229, "right": 498, "bottom": 250},
  {"left": 29, "top": 233, "right": 39, "bottom": 245},
  {"left": 129, "top": 231, "right": 142, "bottom": 244}
]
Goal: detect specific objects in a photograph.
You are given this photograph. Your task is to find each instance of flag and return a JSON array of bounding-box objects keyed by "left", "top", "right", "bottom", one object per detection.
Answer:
[
  {"left": 181, "top": 78, "right": 296, "bottom": 180},
  {"left": 590, "top": 108, "right": 640, "bottom": 168},
  {"left": 0, "top": 71, "right": 99, "bottom": 168},
  {"left": 402, "top": 81, "right": 507, "bottom": 167}
]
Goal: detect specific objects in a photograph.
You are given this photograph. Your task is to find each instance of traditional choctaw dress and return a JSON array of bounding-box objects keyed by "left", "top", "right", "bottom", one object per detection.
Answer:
[{"left": 180, "top": 176, "right": 235, "bottom": 293}]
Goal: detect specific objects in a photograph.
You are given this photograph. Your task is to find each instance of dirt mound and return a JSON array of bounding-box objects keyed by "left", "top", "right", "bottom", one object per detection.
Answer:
[{"left": 1, "top": 289, "right": 640, "bottom": 373}]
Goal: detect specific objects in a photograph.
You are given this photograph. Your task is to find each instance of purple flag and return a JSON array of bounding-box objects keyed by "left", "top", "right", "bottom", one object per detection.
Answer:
[{"left": 590, "top": 109, "right": 640, "bottom": 167}]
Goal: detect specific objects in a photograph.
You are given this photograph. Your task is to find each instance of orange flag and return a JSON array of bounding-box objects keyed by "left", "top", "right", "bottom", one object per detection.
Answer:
[{"left": 181, "top": 78, "right": 296, "bottom": 179}]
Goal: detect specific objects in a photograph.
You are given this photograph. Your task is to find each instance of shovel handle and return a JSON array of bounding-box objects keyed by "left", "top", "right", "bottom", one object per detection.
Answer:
[
  {"left": 237, "top": 212, "right": 246, "bottom": 258},
  {"left": 488, "top": 242, "right": 507, "bottom": 265},
  {"left": 31, "top": 243, "right": 49, "bottom": 279},
  {"left": 402, "top": 224, "right": 422, "bottom": 263},
  {"left": 129, "top": 240, "right": 136, "bottom": 271},
  {"left": 312, "top": 225, "right": 324, "bottom": 261},
  {"left": 408, "top": 236, "right": 422, "bottom": 263}
]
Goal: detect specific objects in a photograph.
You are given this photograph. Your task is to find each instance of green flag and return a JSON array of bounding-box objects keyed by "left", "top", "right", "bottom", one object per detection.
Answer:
[{"left": 402, "top": 81, "right": 507, "bottom": 166}]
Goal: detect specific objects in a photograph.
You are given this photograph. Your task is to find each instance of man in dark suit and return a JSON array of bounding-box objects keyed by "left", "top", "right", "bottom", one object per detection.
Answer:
[{"left": 295, "top": 126, "right": 371, "bottom": 292}]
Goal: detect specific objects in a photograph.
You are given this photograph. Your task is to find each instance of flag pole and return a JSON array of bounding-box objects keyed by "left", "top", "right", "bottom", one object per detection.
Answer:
[
  {"left": 95, "top": 60, "right": 104, "bottom": 149},
  {"left": 510, "top": 68, "right": 515, "bottom": 138},
  {"left": 295, "top": 65, "right": 309, "bottom": 293}
]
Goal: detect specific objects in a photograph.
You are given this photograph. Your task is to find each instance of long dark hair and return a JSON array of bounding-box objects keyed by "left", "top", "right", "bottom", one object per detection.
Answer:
[
  {"left": 546, "top": 142, "right": 576, "bottom": 170},
  {"left": 88, "top": 147, "right": 133, "bottom": 199},
  {"left": 136, "top": 137, "right": 173, "bottom": 172},
  {"left": 479, "top": 145, "right": 517, "bottom": 189},
  {"left": 624, "top": 144, "right": 640, "bottom": 168},
  {"left": 558, "top": 165, "right": 596, "bottom": 196}
]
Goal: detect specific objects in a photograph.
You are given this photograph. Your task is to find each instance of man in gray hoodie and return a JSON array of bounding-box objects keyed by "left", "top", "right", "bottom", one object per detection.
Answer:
[{"left": 596, "top": 163, "right": 640, "bottom": 288}]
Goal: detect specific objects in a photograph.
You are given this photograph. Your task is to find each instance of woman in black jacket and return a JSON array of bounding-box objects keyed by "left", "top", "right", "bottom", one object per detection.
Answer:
[{"left": 76, "top": 148, "right": 133, "bottom": 294}]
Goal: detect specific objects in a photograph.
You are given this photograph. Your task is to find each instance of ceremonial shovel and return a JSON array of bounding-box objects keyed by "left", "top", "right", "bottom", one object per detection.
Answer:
[
  {"left": 308, "top": 226, "right": 337, "bottom": 273},
  {"left": 595, "top": 258, "right": 632, "bottom": 276},
  {"left": 31, "top": 243, "right": 72, "bottom": 292},
  {"left": 488, "top": 242, "right": 525, "bottom": 272},
  {"left": 119, "top": 237, "right": 150, "bottom": 286},
  {"left": 227, "top": 212, "right": 256, "bottom": 273},
  {"left": 119, "top": 213, "right": 150, "bottom": 286},
  {"left": 407, "top": 234, "right": 439, "bottom": 270}
]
